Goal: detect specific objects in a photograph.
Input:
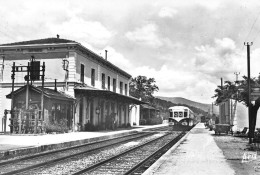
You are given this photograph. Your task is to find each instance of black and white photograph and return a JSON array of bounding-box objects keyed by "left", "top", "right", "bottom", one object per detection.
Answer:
[{"left": 0, "top": 0, "right": 260, "bottom": 174}]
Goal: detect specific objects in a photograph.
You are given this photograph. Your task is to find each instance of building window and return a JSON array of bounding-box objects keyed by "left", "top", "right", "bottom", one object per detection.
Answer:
[
  {"left": 102, "top": 73, "right": 105, "bottom": 89},
  {"left": 108, "top": 76, "right": 110, "bottom": 91},
  {"left": 125, "top": 84, "right": 127, "bottom": 95},
  {"left": 91, "top": 68, "right": 95, "bottom": 86},
  {"left": 120, "top": 82, "right": 123, "bottom": 94},
  {"left": 113, "top": 78, "right": 116, "bottom": 92},
  {"left": 80, "top": 64, "right": 84, "bottom": 83}
]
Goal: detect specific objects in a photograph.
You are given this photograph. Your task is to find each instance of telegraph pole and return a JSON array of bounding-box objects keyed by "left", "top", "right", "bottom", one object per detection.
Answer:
[
  {"left": 244, "top": 42, "right": 253, "bottom": 143},
  {"left": 10, "top": 62, "right": 15, "bottom": 133},
  {"left": 231, "top": 72, "right": 240, "bottom": 132},
  {"left": 221, "top": 77, "right": 223, "bottom": 89}
]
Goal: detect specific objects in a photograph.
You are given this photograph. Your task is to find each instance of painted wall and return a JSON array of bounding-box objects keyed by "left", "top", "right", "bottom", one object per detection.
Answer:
[
  {"left": 76, "top": 53, "right": 129, "bottom": 94},
  {"left": 73, "top": 52, "right": 131, "bottom": 129}
]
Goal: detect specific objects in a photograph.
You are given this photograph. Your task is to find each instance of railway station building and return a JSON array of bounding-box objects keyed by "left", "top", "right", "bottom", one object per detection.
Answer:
[{"left": 0, "top": 36, "right": 143, "bottom": 132}]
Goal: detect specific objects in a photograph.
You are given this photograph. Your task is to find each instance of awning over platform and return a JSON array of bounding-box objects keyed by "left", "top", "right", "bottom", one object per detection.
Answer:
[
  {"left": 74, "top": 86, "right": 146, "bottom": 105},
  {"left": 141, "top": 104, "right": 159, "bottom": 110}
]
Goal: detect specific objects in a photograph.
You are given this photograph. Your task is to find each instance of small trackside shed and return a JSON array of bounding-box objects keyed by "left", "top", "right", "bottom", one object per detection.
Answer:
[{"left": 6, "top": 85, "right": 75, "bottom": 133}]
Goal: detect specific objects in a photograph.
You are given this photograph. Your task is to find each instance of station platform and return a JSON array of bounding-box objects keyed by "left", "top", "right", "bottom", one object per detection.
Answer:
[
  {"left": 143, "top": 123, "right": 235, "bottom": 175},
  {"left": 0, "top": 124, "right": 167, "bottom": 159}
]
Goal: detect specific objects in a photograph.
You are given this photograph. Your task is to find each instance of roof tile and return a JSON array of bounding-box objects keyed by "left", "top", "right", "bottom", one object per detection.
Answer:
[{"left": 0, "top": 37, "right": 77, "bottom": 46}]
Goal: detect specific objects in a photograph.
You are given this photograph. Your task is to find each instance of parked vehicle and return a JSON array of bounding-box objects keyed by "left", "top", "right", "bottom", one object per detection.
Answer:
[{"left": 214, "top": 124, "right": 231, "bottom": 135}]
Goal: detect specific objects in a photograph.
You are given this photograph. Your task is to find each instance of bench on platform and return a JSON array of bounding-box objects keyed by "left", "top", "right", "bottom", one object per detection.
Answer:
[
  {"left": 253, "top": 129, "right": 260, "bottom": 149},
  {"left": 234, "top": 127, "right": 248, "bottom": 137}
]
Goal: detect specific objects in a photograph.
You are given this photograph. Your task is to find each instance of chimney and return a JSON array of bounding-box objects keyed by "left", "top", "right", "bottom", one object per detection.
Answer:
[
  {"left": 54, "top": 79, "right": 57, "bottom": 92},
  {"left": 57, "top": 34, "right": 60, "bottom": 39},
  {"left": 105, "top": 50, "right": 108, "bottom": 60}
]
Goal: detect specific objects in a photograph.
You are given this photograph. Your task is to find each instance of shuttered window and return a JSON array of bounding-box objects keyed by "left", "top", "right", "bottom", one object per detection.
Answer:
[
  {"left": 108, "top": 76, "right": 111, "bottom": 90},
  {"left": 113, "top": 78, "right": 116, "bottom": 92},
  {"left": 80, "top": 64, "right": 84, "bottom": 83},
  {"left": 91, "top": 68, "right": 95, "bottom": 86},
  {"left": 102, "top": 73, "right": 105, "bottom": 89}
]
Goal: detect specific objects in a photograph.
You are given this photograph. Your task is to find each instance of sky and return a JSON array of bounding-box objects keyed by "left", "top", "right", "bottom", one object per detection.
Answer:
[{"left": 1, "top": 0, "right": 260, "bottom": 104}]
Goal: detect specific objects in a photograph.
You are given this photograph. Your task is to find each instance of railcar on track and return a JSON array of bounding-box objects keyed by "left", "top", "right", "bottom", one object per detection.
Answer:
[{"left": 168, "top": 106, "right": 195, "bottom": 126}]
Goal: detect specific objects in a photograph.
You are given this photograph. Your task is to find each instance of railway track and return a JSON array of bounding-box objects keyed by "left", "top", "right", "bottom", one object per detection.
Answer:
[
  {"left": 0, "top": 131, "right": 156, "bottom": 175},
  {"left": 0, "top": 126, "right": 186, "bottom": 175},
  {"left": 125, "top": 131, "right": 186, "bottom": 175},
  {"left": 74, "top": 131, "right": 185, "bottom": 175}
]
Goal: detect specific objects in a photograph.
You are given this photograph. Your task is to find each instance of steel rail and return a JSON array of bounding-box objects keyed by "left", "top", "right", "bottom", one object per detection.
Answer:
[
  {"left": 0, "top": 132, "right": 144, "bottom": 166},
  {"left": 0, "top": 132, "right": 155, "bottom": 175},
  {"left": 72, "top": 132, "right": 173, "bottom": 175},
  {"left": 124, "top": 131, "right": 186, "bottom": 175}
]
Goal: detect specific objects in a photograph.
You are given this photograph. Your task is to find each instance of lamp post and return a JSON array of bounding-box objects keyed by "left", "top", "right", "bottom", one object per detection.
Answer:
[
  {"left": 96, "top": 107, "right": 100, "bottom": 114},
  {"left": 244, "top": 42, "right": 253, "bottom": 143}
]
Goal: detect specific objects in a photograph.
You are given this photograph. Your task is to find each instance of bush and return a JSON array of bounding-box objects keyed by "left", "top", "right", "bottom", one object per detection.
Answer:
[
  {"left": 126, "top": 123, "right": 131, "bottom": 128},
  {"left": 45, "top": 123, "right": 56, "bottom": 133},
  {"left": 45, "top": 119, "right": 69, "bottom": 133}
]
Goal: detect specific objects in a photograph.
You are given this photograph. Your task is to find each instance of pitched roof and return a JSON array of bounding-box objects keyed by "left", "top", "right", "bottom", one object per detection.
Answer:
[
  {"left": 0, "top": 37, "right": 132, "bottom": 79},
  {"left": 0, "top": 37, "right": 77, "bottom": 46},
  {"left": 6, "top": 85, "right": 75, "bottom": 101},
  {"left": 38, "top": 86, "right": 75, "bottom": 101}
]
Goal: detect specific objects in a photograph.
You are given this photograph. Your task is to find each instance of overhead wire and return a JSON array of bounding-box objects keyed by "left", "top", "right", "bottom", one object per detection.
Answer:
[
  {"left": 252, "top": 22, "right": 260, "bottom": 43},
  {"left": 242, "top": 9, "right": 260, "bottom": 50}
]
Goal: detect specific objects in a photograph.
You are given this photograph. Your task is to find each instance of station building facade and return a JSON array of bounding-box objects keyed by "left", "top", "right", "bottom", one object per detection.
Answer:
[{"left": 0, "top": 37, "right": 143, "bottom": 131}]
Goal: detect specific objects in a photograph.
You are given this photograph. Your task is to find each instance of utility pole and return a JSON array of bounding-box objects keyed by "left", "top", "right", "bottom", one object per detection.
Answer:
[
  {"left": 10, "top": 62, "right": 15, "bottom": 133},
  {"left": 231, "top": 72, "right": 240, "bottom": 132},
  {"left": 221, "top": 77, "right": 223, "bottom": 89},
  {"left": 244, "top": 42, "right": 253, "bottom": 143},
  {"left": 41, "top": 62, "right": 45, "bottom": 121},
  {"left": 219, "top": 77, "right": 223, "bottom": 124}
]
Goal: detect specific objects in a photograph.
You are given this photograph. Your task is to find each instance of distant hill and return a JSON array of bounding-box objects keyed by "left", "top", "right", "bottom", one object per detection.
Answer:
[{"left": 156, "top": 96, "right": 219, "bottom": 114}]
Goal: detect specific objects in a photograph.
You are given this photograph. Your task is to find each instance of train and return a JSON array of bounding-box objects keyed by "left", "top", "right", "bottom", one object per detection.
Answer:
[{"left": 168, "top": 106, "right": 195, "bottom": 126}]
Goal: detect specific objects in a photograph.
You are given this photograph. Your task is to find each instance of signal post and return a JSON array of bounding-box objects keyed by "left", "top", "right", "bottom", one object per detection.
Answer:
[{"left": 10, "top": 57, "right": 45, "bottom": 133}]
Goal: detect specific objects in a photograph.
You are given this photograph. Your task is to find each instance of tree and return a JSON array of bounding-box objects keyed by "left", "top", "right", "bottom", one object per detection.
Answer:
[
  {"left": 213, "top": 75, "right": 260, "bottom": 142},
  {"left": 129, "top": 75, "right": 159, "bottom": 103}
]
